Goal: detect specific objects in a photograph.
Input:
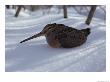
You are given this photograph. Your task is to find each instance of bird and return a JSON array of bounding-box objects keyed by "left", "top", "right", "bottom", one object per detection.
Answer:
[{"left": 20, "top": 23, "right": 91, "bottom": 48}]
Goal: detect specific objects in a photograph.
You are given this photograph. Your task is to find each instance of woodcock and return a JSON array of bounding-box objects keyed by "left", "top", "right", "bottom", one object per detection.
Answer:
[{"left": 20, "top": 23, "right": 91, "bottom": 48}]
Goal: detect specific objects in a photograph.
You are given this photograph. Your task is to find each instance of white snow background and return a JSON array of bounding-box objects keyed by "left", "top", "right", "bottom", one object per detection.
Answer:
[{"left": 5, "top": 6, "right": 106, "bottom": 72}]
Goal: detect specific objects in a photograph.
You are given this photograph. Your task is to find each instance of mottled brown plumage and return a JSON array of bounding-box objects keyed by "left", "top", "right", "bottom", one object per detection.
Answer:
[{"left": 20, "top": 23, "right": 91, "bottom": 48}]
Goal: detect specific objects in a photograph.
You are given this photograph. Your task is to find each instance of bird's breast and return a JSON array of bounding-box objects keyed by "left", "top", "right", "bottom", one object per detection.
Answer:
[{"left": 45, "top": 31, "right": 61, "bottom": 48}]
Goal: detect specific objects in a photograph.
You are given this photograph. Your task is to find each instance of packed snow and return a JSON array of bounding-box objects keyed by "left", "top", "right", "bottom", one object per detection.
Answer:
[{"left": 5, "top": 6, "right": 106, "bottom": 72}]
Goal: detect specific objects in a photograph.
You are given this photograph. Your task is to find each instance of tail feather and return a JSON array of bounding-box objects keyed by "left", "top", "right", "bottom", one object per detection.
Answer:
[{"left": 81, "top": 28, "right": 91, "bottom": 36}]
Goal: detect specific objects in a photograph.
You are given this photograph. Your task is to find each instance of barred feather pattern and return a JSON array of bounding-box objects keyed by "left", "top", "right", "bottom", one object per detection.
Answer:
[{"left": 46, "top": 27, "right": 88, "bottom": 48}]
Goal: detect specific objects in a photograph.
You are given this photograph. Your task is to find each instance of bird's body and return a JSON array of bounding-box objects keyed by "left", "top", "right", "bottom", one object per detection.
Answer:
[{"left": 20, "top": 23, "right": 91, "bottom": 48}]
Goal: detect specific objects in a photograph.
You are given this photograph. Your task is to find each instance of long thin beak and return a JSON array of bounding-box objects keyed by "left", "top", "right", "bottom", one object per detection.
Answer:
[{"left": 20, "top": 32, "right": 43, "bottom": 43}]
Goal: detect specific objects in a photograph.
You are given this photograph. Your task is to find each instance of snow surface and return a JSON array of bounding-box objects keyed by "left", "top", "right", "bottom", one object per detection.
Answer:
[{"left": 5, "top": 7, "right": 106, "bottom": 72}]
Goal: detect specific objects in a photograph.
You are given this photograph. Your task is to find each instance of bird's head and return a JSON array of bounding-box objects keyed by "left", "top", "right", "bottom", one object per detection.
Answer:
[
  {"left": 20, "top": 23, "right": 64, "bottom": 43},
  {"left": 41, "top": 23, "right": 65, "bottom": 35},
  {"left": 41, "top": 23, "right": 57, "bottom": 34}
]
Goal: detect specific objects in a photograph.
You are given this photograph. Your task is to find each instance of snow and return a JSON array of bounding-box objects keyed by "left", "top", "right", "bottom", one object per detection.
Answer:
[{"left": 5, "top": 6, "right": 106, "bottom": 72}]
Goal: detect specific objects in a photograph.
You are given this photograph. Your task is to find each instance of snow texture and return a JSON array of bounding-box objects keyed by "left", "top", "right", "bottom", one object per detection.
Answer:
[{"left": 5, "top": 6, "right": 106, "bottom": 72}]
